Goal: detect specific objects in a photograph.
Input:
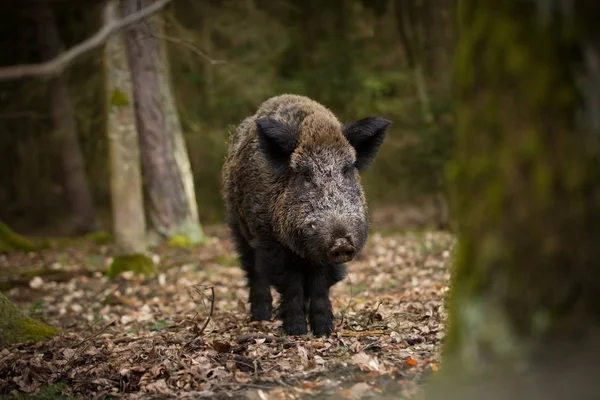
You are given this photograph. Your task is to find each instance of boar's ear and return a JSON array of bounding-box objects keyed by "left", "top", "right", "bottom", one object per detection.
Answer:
[
  {"left": 256, "top": 118, "right": 298, "bottom": 174},
  {"left": 343, "top": 117, "right": 391, "bottom": 170}
]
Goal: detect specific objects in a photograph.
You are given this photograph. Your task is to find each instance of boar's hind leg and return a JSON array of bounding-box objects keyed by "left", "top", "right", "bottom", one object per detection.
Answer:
[
  {"left": 231, "top": 227, "right": 272, "bottom": 321},
  {"left": 306, "top": 271, "right": 335, "bottom": 337}
]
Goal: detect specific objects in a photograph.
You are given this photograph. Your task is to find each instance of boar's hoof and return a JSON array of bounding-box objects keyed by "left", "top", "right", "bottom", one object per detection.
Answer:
[
  {"left": 310, "top": 312, "right": 334, "bottom": 337},
  {"left": 283, "top": 319, "right": 308, "bottom": 336},
  {"left": 328, "top": 237, "right": 357, "bottom": 264},
  {"left": 250, "top": 305, "right": 272, "bottom": 322},
  {"left": 311, "top": 324, "right": 334, "bottom": 337}
]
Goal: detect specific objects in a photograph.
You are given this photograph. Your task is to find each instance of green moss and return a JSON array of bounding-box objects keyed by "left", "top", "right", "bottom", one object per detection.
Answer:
[
  {"left": 4, "top": 381, "right": 75, "bottom": 399},
  {"left": 147, "top": 320, "right": 169, "bottom": 331},
  {"left": 109, "top": 88, "right": 129, "bottom": 107},
  {"left": 0, "top": 221, "right": 46, "bottom": 253},
  {"left": 213, "top": 255, "right": 239, "bottom": 266},
  {"left": 107, "top": 254, "right": 156, "bottom": 279},
  {"left": 0, "top": 292, "right": 60, "bottom": 348},
  {"left": 85, "top": 231, "right": 113, "bottom": 245},
  {"left": 166, "top": 234, "right": 193, "bottom": 248}
]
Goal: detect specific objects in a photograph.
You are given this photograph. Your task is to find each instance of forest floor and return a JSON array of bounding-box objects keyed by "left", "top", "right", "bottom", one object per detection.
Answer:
[{"left": 0, "top": 225, "right": 454, "bottom": 400}]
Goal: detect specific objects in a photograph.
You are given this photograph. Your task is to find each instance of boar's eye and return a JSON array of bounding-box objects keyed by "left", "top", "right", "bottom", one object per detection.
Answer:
[
  {"left": 342, "top": 164, "right": 355, "bottom": 177},
  {"left": 302, "top": 170, "right": 313, "bottom": 183}
]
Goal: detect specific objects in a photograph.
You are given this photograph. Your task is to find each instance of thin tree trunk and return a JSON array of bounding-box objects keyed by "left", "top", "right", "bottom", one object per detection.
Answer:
[
  {"left": 122, "top": 0, "right": 204, "bottom": 244},
  {"left": 431, "top": 2, "right": 600, "bottom": 399},
  {"left": 34, "top": 4, "right": 97, "bottom": 234},
  {"left": 394, "top": 0, "right": 433, "bottom": 123},
  {"left": 104, "top": 0, "right": 147, "bottom": 255}
]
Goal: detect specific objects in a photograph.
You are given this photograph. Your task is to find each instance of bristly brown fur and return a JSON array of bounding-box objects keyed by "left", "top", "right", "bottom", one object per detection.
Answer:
[{"left": 221, "top": 94, "right": 390, "bottom": 336}]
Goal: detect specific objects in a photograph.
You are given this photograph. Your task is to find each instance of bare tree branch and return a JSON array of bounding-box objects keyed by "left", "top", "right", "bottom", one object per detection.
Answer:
[
  {"left": 0, "top": 0, "right": 172, "bottom": 81},
  {"left": 152, "top": 32, "right": 226, "bottom": 65}
]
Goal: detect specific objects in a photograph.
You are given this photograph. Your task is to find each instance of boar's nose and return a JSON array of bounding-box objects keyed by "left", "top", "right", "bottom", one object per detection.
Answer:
[{"left": 328, "top": 237, "right": 356, "bottom": 264}]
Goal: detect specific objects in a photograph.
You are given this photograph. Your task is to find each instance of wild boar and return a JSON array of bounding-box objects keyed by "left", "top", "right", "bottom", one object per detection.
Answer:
[{"left": 222, "top": 94, "right": 390, "bottom": 336}]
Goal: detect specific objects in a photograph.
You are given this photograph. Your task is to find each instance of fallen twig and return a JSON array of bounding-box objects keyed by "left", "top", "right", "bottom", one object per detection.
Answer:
[
  {"left": 367, "top": 300, "right": 383, "bottom": 324},
  {"left": 213, "top": 382, "right": 276, "bottom": 391},
  {"left": 235, "top": 333, "right": 290, "bottom": 345},
  {"left": 1, "top": 269, "right": 96, "bottom": 288},
  {"left": 195, "top": 285, "right": 215, "bottom": 335},
  {"left": 71, "top": 319, "right": 117, "bottom": 349},
  {"left": 341, "top": 329, "right": 387, "bottom": 337},
  {"left": 337, "top": 272, "right": 356, "bottom": 330},
  {"left": 181, "top": 284, "right": 215, "bottom": 338}
]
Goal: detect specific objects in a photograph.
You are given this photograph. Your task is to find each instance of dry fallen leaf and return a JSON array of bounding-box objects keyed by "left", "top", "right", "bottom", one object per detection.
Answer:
[
  {"left": 212, "top": 340, "right": 232, "bottom": 353},
  {"left": 348, "top": 382, "right": 372, "bottom": 399},
  {"left": 405, "top": 357, "right": 418, "bottom": 366},
  {"left": 301, "top": 381, "right": 319, "bottom": 389},
  {"left": 351, "top": 352, "right": 382, "bottom": 372}
]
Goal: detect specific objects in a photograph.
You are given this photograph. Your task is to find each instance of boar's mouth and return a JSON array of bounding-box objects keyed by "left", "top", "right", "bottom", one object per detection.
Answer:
[{"left": 288, "top": 223, "right": 363, "bottom": 265}]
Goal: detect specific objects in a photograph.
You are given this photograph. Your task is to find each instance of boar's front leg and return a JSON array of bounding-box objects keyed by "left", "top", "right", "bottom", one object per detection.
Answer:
[
  {"left": 280, "top": 277, "right": 308, "bottom": 335},
  {"left": 276, "top": 261, "right": 308, "bottom": 335},
  {"left": 306, "top": 270, "right": 334, "bottom": 336}
]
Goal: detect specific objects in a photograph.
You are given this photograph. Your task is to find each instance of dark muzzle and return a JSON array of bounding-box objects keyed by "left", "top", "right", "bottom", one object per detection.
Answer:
[{"left": 328, "top": 236, "right": 357, "bottom": 264}]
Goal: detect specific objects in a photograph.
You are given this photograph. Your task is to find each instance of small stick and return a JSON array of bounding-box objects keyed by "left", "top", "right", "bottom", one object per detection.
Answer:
[
  {"left": 196, "top": 286, "right": 215, "bottom": 335},
  {"left": 235, "top": 333, "right": 289, "bottom": 344},
  {"left": 71, "top": 319, "right": 117, "bottom": 348},
  {"left": 341, "top": 329, "right": 386, "bottom": 337}
]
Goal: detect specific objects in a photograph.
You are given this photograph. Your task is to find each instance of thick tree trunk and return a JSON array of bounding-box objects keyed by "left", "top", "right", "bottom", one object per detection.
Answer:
[
  {"left": 0, "top": 291, "right": 60, "bottom": 348},
  {"left": 155, "top": 16, "right": 204, "bottom": 243},
  {"left": 104, "top": 0, "right": 147, "bottom": 255},
  {"left": 34, "top": 4, "right": 97, "bottom": 234},
  {"left": 431, "top": 2, "right": 600, "bottom": 399},
  {"left": 122, "top": 0, "right": 204, "bottom": 244}
]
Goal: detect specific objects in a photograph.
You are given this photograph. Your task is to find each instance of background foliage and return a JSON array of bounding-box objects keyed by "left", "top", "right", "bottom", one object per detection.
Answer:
[{"left": 0, "top": 0, "right": 454, "bottom": 233}]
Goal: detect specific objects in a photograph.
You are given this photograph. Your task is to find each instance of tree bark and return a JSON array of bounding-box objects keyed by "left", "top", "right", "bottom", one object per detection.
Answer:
[
  {"left": 104, "top": 0, "right": 147, "bottom": 255},
  {"left": 0, "top": 291, "right": 60, "bottom": 348},
  {"left": 432, "top": 1, "right": 600, "bottom": 399},
  {"left": 155, "top": 15, "right": 204, "bottom": 243},
  {"left": 34, "top": 4, "right": 97, "bottom": 234},
  {"left": 394, "top": 0, "right": 433, "bottom": 123},
  {"left": 122, "top": 0, "right": 204, "bottom": 244}
]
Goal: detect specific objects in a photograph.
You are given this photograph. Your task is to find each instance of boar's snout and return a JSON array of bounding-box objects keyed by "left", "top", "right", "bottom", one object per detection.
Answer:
[{"left": 328, "top": 236, "right": 357, "bottom": 264}]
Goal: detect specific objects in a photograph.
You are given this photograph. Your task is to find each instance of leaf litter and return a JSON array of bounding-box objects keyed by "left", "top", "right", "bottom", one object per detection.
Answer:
[{"left": 0, "top": 226, "right": 454, "bottom": 399}]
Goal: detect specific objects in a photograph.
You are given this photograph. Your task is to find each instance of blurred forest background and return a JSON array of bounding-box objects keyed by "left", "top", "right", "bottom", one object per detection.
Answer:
[
  {"left": 2, "top": 1, "right": 600, "bottom": 398},
  {"left": 0, "top": 0, "right": 454, "bottom": 237}
]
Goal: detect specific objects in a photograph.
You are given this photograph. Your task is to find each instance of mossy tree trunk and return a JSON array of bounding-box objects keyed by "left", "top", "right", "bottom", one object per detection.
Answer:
[
  {"left": 104, "top": 0, "right": 152, "bottom": 278},
  {"left": 0, "top": 291, "right": 60, "bottom": 348},
  {"left": 122, "top": 0, "right": 204, "bottom": 245},
  {"left": 104, "top": 0, "right": 147, "bottom": 255},
  {"left": 433, "top": 1, "right": 600, "bottom": 399},
  {"left": 33, "top": 3, "right": 98, "bottom": 235}
]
